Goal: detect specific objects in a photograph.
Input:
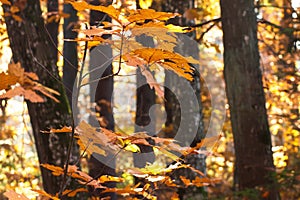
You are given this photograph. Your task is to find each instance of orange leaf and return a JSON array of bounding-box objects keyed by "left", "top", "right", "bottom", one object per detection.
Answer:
[
  {"left": 98, "top": 175, "right": 124, "bottom": 183},
  {"left": 0, "top": 72, "right": 19, "bottom": 90},
  {"left": 0, "top": 0, "right": 11, "bottom": 5},
  {"left": 127, "top": 9, "right": 179, "bottom": 23},
  {"left": 69, "top": 1, "right": 121, "bottom": 23},
  {"left": 62, "top": 188, "right": 88, "bottom": 197},
  {"left": 133, "top": 48, "right": 194, "bottom": 81},
  {"left": 32, "top": 189, "right": 59, "bottom": 200},
  {"left": 41, "top": 163, "right": 64, "bottom": 176}
]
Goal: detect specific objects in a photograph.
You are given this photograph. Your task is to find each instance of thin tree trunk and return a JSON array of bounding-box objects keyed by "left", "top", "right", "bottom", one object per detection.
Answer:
[
  {"left": 63, "top": 4, "right": 78, "bottom": 105},
  {"left": 88, "top": 0, "right": 116, "bottom": 199},
  {"left": 46, "top": 0, "right": 59, "bottom": 62},
  {"left": 3, "top": 0, "right": 80, "bottom": 195},
  {"left": 133, "top": 31, "right": 156, "bottom": 168},
  {"left": 220, "top": 0, "right": 280, "bottom": 199},
  {"left": 161, "top": 0, "right": 206, "bottom": 199}
]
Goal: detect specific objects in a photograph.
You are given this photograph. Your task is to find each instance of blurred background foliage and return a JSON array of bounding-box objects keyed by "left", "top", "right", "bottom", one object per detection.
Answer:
[{"left": 0, "top": 0, "right": 299, "bottom": 199}]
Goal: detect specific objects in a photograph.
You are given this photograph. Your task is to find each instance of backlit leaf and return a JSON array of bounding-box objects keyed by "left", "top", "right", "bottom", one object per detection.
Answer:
[{"left": 133, "top": 48, "right": 194, "bottom": 81}]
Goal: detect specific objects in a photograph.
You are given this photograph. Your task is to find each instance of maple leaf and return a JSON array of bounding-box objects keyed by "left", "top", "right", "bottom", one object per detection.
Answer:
[
  {"left": 98, "top": 175, "right": 124, "bottom": 183},
  {"left": 41, "top": 163, "right": 64, "bottom": 176},
  {"left": 62, "top": 188, "right": 89, "bottom": 197},
  {"left": 32, "top": 189, "right": 59, "bottom": 200},
  {"left": 133, "top": 48, "right": 195, "bottom": 81},
  {"left": 127, "top": 9, "right": 179, "bottom": 23},
  {"left": 4, "top": 190, "right": 30, "bottom": 200},
  {"left": 0, "top": 72, "right": 19, "bottom": 90},
  {"left": 68, "top": 1, "right": 121, "bottom": 23},
  {"left": 78, "top": 26, "right": 120, "bottom": 37},
  {"left": 75, "top": 121, "right": 110, "bottom": 156}
]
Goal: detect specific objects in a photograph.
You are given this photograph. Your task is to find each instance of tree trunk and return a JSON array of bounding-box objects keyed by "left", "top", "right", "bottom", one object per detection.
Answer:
[
  {"left": 133, "top": 31, "right": 156, "bottom": 168},
  {"left": 220, "top": 0, "right": 279, "bottom": 198},
  {"left": 88, "top": 0, "right": 116, "bottom": 199},
  {"left": 46, "top": 0, "right": 58, "bottom": 62},
  {"left": 161, "top": 0, "right": 206, "bottom": 199},
  {"left": 3, "top": 0, "right": 80, "bottom": 196},
  {"left": 63, "top": 4, "right": 78, "bottom": 105}
]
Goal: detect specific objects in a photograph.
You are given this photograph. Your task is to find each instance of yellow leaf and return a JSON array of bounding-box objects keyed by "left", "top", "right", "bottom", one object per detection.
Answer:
[
  {"left": 98, "top": 175, "right": 124, "bottom": 183},
  {"left": 69, "top": 1, "right": 121, "bottom": 23},
  {"left": 139, "top": 0, "right": 153, "bottom": 9},
  {"left": 124, "top": 143, "right": 140, "bottom": 153},
  {"left": 127, "top": 9, "right": 179, "bottom": 23}
]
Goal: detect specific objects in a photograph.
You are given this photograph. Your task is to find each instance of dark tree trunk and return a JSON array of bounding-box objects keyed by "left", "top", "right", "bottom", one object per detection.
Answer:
[
  {"left": 161, "top": 0, "right": 206, "bottom": 199},
  {"left": 63, "top": 4, "right": 78, "bottom": 105},
  {"left": 133, "top": 32, "right": 156, "bottom": 168},
  {"left": 220, "top": 0, "right": 279, "bottom": 199},
  {"left": 3, "top": 0, "right": 80, "bottom": 196},
  {"left": 88, "top": 0, "right": 116, "bottom": 199},
  {"left": 46, "top": 0, "right": 59, "bottom": 62}
]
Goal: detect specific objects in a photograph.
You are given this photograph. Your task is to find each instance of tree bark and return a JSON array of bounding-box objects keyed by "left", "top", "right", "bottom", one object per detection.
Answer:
[
  {"left": 88, "top": 0, "right": 116, "bottom": 199},
  {"left": 46, "top": 0, "right": 58, "bottom": 62},
  {"left": 220, "top": 0, "right": 279, "bottom": 198},
  {"left": 161, "top": 0, "right": 206, "bottom": 199},
  {"left": 63, "top": 4, "right": 78, "bottom": 105},
  {"left": 3, "top": 0, "right": 80, "bottom": 196}
]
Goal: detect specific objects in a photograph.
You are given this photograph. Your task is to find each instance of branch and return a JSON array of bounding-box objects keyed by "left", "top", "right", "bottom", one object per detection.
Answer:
[{"left": 184, "top": 17, "right": 221, "bottom": 31}]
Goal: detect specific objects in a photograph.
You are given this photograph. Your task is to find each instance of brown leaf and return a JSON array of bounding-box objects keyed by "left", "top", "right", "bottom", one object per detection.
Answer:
[{"left": 4, "top": 190, "right": 30, "bottom": 200}]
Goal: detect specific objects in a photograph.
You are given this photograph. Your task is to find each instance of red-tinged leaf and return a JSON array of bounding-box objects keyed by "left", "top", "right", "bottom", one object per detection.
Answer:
[
  {"left": 32, "top": 189, "right": 59, "bottom": 200},
  {"left": 4, "top": 190, "right": 30, "bottom": 200},
  {"left": 0, "top": 86, "right": 25, "bottom": 99},
  {"left": 262, "top": 191, "right": 270, "bottom": 198}
]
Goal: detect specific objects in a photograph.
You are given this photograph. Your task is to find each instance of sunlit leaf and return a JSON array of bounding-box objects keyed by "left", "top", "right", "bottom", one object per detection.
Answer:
[
  {"left": 133, "top": 48, "right": 194, "bottom": 81},
  {"left": 4, "top": 190, "right": 30, "bottom": 200},
  {"left": 32, "top": 189, "right": 59, "bottom": 200}
]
